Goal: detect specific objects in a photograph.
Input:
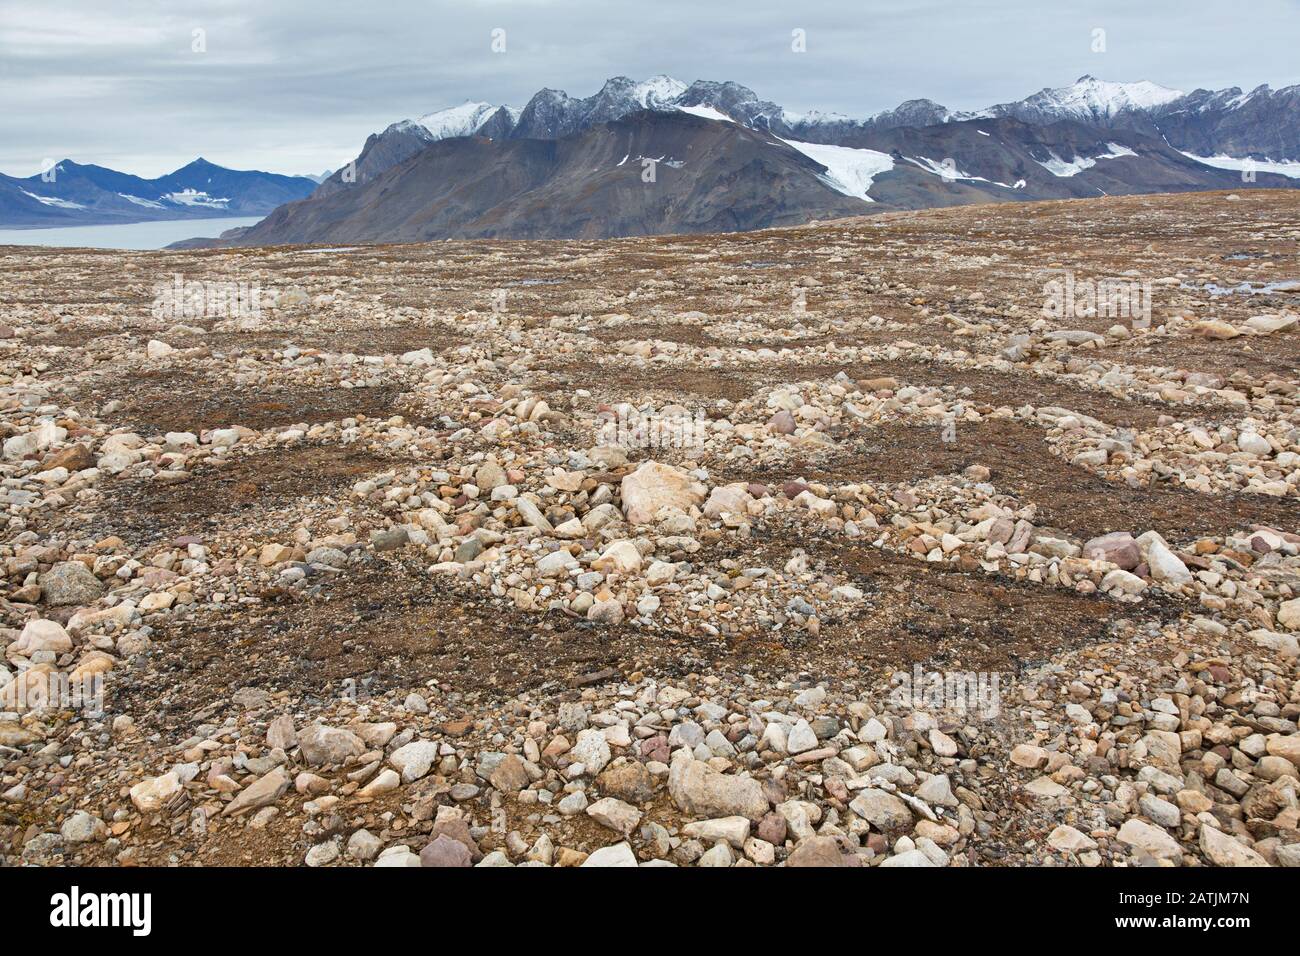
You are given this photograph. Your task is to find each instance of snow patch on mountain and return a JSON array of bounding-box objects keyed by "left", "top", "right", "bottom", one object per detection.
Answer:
[
  {"left": 164, "top": 189, "right": 230, "bottom": 208},
  {"left": 120, "top": 194, "right": 165, "bottom": 208},
  {"left": 780, "top": 139, "right": 893, "bottom": 201},
  {"left": 1098, "top": 142, "right": 1138, "bottom": 159},
  {"left": 1037, "top": 143, "right": 1140, "bottom": 177},
  {"left": 904, "top": 156, "right": 1020, "bottom": 188},
  {"left": 677, "top": 104, "right": 734, "bottom": 123},
  {"left": 1036, "top": 154, "right": 1094, "bottom": 177},
  {"left": 21, "top": 190, "right": 85, "bottom": 210},
  {"left": 1182, "top": 153, "right": 1300, "bottom": 179}
]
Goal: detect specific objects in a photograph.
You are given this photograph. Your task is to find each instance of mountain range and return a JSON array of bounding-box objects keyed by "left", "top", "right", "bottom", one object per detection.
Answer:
[
  {"left": 0, "top": 159, "right": 318, "bottom": 228},
  {"left": 323, "top": 73, "right": 1300, "bottom": 191},
  {"left": 222, "top": 73, "right": 1299, "bottom": 246},
  {"left": 8, "top": 73, "right": 1297, "bottom": 241}
]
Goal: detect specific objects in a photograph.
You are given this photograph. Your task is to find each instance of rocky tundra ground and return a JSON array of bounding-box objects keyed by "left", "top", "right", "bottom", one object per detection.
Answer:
[{"left": 1, "top": 189, "right": 1298, "bottom": 868}]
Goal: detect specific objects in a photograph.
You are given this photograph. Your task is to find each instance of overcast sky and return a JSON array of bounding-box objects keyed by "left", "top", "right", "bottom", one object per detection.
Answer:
[{"left": 2, "top": 0, "right": 1297, "bottom": 178}]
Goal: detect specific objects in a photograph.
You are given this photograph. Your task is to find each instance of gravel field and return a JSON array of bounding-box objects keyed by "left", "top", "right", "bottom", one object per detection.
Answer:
[{"left": 1, "top": 189, "right": 1298, "bottom": 868}]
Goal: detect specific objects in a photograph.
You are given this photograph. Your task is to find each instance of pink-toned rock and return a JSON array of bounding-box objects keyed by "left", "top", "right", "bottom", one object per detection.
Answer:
[
  {"left": 768, "top": 410, "right": 797, "bottom": 434},
  {"left": 420, "top": 833, "right": 473, "bottom": 867},
  {"left": 1082, "top": 532, "right": 1141, "bottom": 570}
]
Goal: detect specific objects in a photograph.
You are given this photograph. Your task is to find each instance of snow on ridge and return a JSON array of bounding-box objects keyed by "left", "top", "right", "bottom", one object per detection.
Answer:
[
  {"left": 415, "top": 101, "right": 503, "bottom": 140},
  {"left": 632, "top": 75, "right": 687, "bottom": 107},
  {"left": 1034, "top": 75, "right": 1185, "bottom": 115},
  {"left": 779, "top": 139, "right": 894, "bottom": 202},
  {"left": 782, "top": 108, "right": 855, "bottom": 127}
]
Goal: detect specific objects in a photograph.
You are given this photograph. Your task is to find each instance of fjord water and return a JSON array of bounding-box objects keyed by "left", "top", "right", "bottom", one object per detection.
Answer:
[{"left": 0, "top": 216, "right": 262, "bottom": 250}]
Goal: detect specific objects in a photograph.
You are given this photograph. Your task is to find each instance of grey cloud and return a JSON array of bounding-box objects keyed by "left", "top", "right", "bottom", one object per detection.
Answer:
[{"left": 1, "top": 0, "right": 1296, "bottom": 176}]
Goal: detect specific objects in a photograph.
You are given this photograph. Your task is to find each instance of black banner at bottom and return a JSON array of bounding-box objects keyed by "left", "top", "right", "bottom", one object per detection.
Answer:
[{"left": 1, "top": 864, "right": 1277, "bottom": 941}]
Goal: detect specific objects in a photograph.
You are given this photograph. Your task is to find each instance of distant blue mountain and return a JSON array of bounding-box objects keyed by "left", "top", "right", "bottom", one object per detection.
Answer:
[{"left": 0, "top": 158, "right": 317, "bottom": 228}]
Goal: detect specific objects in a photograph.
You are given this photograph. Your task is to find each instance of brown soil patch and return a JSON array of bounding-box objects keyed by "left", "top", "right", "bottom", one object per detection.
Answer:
[
  {"left": 167, "top": 324, "right": 464, "bottom": 357},
  {"left": 103, "top": 444, "right": 390, "bottom": 544},
  {"left": 582, "top": 321, "right": 723, "bottom": 348},
  {"left": 125, "top": 529, "right": 1170, "bottom": 738},
  {"left": 1115, "top": 331, "right": 1300, "bottom": 384},
  {"left": 700, "top": 523, "right": 1173, "bottom": 675},
  {"left": 121, "top": 560, "right": 730, "bottom": 734},
  {"left": 88, "top": 372, "right": 419, "bottom": 434},
  {"left": 541, "top": 361, "right": 757, "bottom": 404},
  {"left": 851, "top": 358, "right": 1185, "bottom": 428},
  {"left": 854, "top": 419, "right": 1298, "bottom": 538}
]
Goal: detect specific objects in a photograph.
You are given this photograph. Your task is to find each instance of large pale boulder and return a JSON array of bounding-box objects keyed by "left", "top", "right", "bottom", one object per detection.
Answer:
[
  {"left": 703, "top": 483, "right": 753, "bottom": 519},
  {"left": 620, "top": 461, "right": 706, "bottom": 525},
  {"left": 1244, "top": 312, "right": 1297, "bottom": 335},
  {"left": 668, "top": 755, "right": 768, "bottom": 822},
  {"left": 297, "top": 724, "right": 365, "bottom": 766},
  {"left": 1199, "top": 825, "right": 1269, "bottom": 867},
  {"left": 848, "top": 789, "right": 914, "bottom": 832},
  {"left": 1117, "top": 818, "right": 1183, "bottom": 862},
  {"left": 12, "top": 619, "right": 73, "bottom": 656},
  {"left": 592, "top": 540, "right": 642, "bottom": 574},
  {"left": 1082, "top": 532, "right": 1140, "bottom": 570},
  {"left": 1278, "top": 599, "right": 1300, "bottom": 631},
  {"left": 389, "top": 740, "right": 440, "bottom": 782},
  {"left": 39, "top": 561, "right": 104, "bottom": 607}
]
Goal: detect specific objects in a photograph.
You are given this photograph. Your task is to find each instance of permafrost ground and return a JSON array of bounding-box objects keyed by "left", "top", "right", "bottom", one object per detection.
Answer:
[{"left": 1, "top": 190, "right": 1298, "bottom": 867}]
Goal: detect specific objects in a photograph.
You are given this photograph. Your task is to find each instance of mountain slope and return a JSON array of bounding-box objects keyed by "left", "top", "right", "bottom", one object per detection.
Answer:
[
  {"left": 959, "top": 75, "right": 1300, "bottom": 162},
  {"left": 336, "top": 73, "right": 1300, "bottom": 195},
  {"left": 232, "top": 111, "right": 877, "bottom": 244},
  {"left": 216, "top": 108, "right": 1297, "bottom": 249},
  {"left": 1151, "top": 84, "right": 1300, "bottom": 162},
  {"left": 857, "top": 118, "right": 1287, "bottom": 206}
]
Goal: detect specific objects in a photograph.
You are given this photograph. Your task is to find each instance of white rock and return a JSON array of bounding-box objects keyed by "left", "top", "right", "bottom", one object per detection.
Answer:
[
  {"left": 580, "top": 842, "right": 639, "bottom": 867},
  {"left": 130, "top": 771, "right": 182, "bottom": 812},
  {"left": 620, "top": 461, "right": 705, "bottom": 525},
  {"left": 389, "top": 741, "right": 440, "bottom": 782},
  {"left": 1136, "top": 532, "right": 1192, "bottom": 587}
]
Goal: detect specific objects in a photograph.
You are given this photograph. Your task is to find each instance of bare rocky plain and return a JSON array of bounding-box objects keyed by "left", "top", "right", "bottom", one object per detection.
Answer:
[{"left": 2, "top": 189, "right": 1299, "bottom": 869}]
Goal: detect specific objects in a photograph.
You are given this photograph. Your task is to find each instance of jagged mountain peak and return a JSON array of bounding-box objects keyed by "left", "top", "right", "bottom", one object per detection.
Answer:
[
  {"left": 1020, "top": 75, "right": 1186, "bottom": 114},
  {"left": 413, "top": 101, "right": 504, "bottom": 140},
  {"left": 632, "top": 74, "right": 688, "bottom": 106},
  {"left": 318, "top": 70, "right": 1300, "bottom": 218}
]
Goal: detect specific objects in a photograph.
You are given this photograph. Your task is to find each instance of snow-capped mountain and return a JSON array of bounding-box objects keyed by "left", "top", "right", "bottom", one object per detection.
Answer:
[
  {"left": 169, "top": 71, "right": 1300, "bottom": 247},
  {"left": 1149, "top": 82, "right": 1300, "bottom": 165},
  {"left": 218, "top": 102, "right": 1295, "bottom": 249},
  {"left": 405, "top": 102, "right": 505, "bottom": 141},
  {"left": 508, "top": 75, "right": 693, "bottom": 139},
  {"left": 387, "top": 76, "right": 690, "bottom": 147},
  {"left": 972, "top": 75, "right": 1185, "bottom": 125},
  {"left": 338, "top": 73, "right": 1300, "bottom": 173}
]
